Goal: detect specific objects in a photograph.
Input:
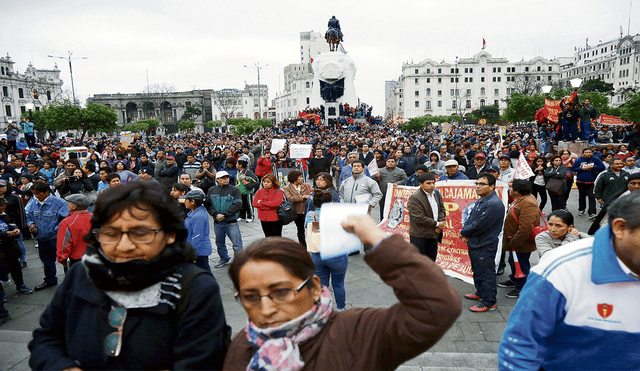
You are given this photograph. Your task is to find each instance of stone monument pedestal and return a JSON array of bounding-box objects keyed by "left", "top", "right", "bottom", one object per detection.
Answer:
[
  {"left": 554, "top": 141, "right": 589, "bottom": 155},
  {"left": 310, "top": 51, "right": 358, "bottom": 108}
]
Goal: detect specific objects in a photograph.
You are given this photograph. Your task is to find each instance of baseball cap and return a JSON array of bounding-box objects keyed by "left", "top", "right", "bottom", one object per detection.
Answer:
[
  {"left": 486, "top": 165, "right": 500, "bottom": 172},
  {"left": 444, "top": 159, "right": 458, "bottom": 167},
  {"left": 65, "top": 194, "right": 90, "bottom": 209},
  {"left": 0, "top": 180, "right": 7, "bottom": 186},
  {"left": 499, "top": 154, "right": 511, "bottom": 160},
  {"left": 216, "top": 170, "right": 230, "bottom": 179},
  {"left": 474, "top": 153, "right": 487, "bottom": 159},
  {"left": 166, "top": 156, "right": 175, "bottom": 161},
  {"left": 139, "top": 167, "right": 154, "bottom": 176},
  {"left": 179, "top": 189, "right": 205, "bottom": 201}
]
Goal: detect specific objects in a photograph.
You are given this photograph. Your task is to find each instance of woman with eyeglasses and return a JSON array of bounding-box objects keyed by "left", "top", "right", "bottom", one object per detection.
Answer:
[
  {"left": 29, "top": 181, "right": 230, "bottom": 370},
  {"left": 223, "top": 215, "right": 461, "bottom": 371}
]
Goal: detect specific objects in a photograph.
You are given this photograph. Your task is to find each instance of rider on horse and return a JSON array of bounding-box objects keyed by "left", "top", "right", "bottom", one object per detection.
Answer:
[{"left": 325, "top": 16, "right": 343, "bottom": 52}]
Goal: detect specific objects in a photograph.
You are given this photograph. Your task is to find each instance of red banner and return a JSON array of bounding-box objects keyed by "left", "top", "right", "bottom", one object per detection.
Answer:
[
  {"left": 600, "top": 114, "right": 633, "bottom": 126},
  {"left": 378, "top": 181, "right": 509, "bottom": 284},
  {"left": 541, "top": 91, "right": 578, "bottom": 123}
]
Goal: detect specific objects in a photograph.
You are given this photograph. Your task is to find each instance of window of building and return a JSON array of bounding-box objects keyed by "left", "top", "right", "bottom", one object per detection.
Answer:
[
  {"left": 525, "top": 67, "right": 529, "bottom": 72},
  {"left": 306, "top": 97, "right": 310, "bottom": 104},
  {"left": 18, "top": 88, "right": 24, "bottom": 98},
  {"left": 497, "top": 77, "right": 501, "bottom": 82},
  {"left": 524, "top": 76, "right": 529, "bottom": 81},
  {"left": 437, "top": 101, "right": 442, "bottom": 107},
  {"left": 480, "top": 99, "right": 485, "bottom": 107},
  {"left": 415, "top": 69, "right": 419, "bottom": 74},
  {"left": 537, "top": 76, "right": 541, "bottom": 81},
  {"left": 481, "top": 77, "right": 485, "bottom": 82},
  {"left": 452, "top": 100, "right": 457, "bottom": 109},
  {"left": 493, "top": 77, "right": 496, "bottom": 82},
  {"left": 0, "top": 67, "right": 4, "bottom": 75},
  {"left": 426, "top": 101, "right": 431, "bottom": 109},
  {"left": 466, "top": 89, "right": 471, "bottom": 95},
  {"left": 2, "top": 86, "right": 7, "bottom": 97},
  {"left": 438, "top": 77, "right": 442, "bottom": 83},
  {"left": 438, "top": 90, "right": 442, "bottom": 97},
  {"left": 438, "top": 68, "right": 442, "bottom": 74},
  {"left": 306, "top": 82, "right": 310, "bottom": 88},
  {"left": 415, "top": 101, "right": 419, "bottom": 108},
  {"left": 426, "top": 68, "right": 431, "bottom": 73},
  {"left": 469, "top": 68, "right": 473, "bottom": 73},
  {"left": 451, "top": 68, "right": 455, "bottom": 73},
  {"left": 465, "top": 68, "right": 468, "bottom": 73},
  {"left": 548, "top": 66, "right": 552, "bottom": 71},
  {"left": 493, "top": 67, "right": 496, "bottom": 73},
  {"left": 465, "top": 77, "right": 468, "bottom": 82},
  {"left": 537, "top": 66, "right": 541, "bottom": 71},
  {"left": 480, "top": 87, "right": 485, "bottom": 95},
  {"left": 5, "top": 105, "right": 11, "bottom": 116},
  {"left": 495, "top": 88, "right": 499, "bottom": 95},
  {"left": 415, "top": 78, "right": 419, "bottom": 84},
  {"left": 426, "top": 88, "right": 431, "bottom": 96},
  {"left": 469, "top": 77, "right": 473, "bottom": 82},
  {"left": 20, "top": 106, "right": 26, "bottom": 114},
  {"left": 399, "top": 102, "right": 402, "bottom": 106},
  {"left": 466, "top": 100, "right": 471, "bottom": 108},
  {"left": 481, "top": 67, "right": 485, "bottom": 73},
  {"left": 450, "top": 89, "right": 455, "bottom": 96},
  {"left": 426, "top": 78, "right": 430, "bottom": 83},
  {"left": 494, "top": 100, "right": 499, "bottom": 106},
  {"left": 415, "top": 90, "right": 419, "bottom": 96}
]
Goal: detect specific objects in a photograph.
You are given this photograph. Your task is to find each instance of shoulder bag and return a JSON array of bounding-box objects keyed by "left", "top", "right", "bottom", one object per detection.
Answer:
[
  {"left": 545, "top": 177, "right": 564, "bottom": 196},
  {"left": 277, "top": 190, "right": 298, "bottom": 225},
  {"left": 512, "top": 207, "right": 548, "bottom": 242}
]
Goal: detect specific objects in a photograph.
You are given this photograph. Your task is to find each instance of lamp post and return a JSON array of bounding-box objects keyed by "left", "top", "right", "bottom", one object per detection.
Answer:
[
  {"left": 542, "top": 85, "right": 552, "bottom": 97},
  {"left": 569, "top": 78, "right": 583, "bottom": 91},
  {"left": 243, "top": 62, "right": 268, "bottom": 119},
  {"left": 48, "top": 51, "right": 87, "bottom": 105},
  {"left": 25, "top": 102, "right": 34, "bottom": 121}
]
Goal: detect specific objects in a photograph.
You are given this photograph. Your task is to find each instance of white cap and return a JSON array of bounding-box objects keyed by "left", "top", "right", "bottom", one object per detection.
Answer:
[
  {"left": 216, "top": 170, "right": 230, "bottom": 179},
  {"left": 444, "top": 159, "right": 458, "bottom": 167}
]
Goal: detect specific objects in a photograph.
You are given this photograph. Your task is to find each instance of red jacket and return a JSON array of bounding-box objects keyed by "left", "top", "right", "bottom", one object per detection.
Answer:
[
  {"left": 57, "top": 210, "right": 92, "bottom": 262},
  {"left": 252, "top": 188, "right": 283, "bottom": 222},
  {"left": 255, "top": 157, "right": 272, "bottom": 177}
]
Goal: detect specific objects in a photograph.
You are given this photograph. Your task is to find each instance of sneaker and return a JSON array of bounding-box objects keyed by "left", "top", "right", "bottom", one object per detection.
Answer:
[
  {"left": 498, "top": 279, "right": 515, "bottom": 288},
  {"left": 505, "top": 289, "right": 520, "bottom": 298},
  {"left": 237, "top": 217, "right": 245, "bottom": 221},
  {"left": 20, "top": 261, "right": 27, "bottom": 269},
  {"left": 213, "top": 260, "right": 230, "bottom": 268},
  {"left": 16, "top": 285, "right": 34, "bottom": 295},
  {"left": 464, "top": 293, "right": 481, "bottom": 301},
  {"left": 470, "top": 303, "right": 496, "bottom": 312},
  {"left": 1, "top": 280, "right": 12, "bottom": 288},
  {"left": 588, "top": 214, "right": 596, "bottom": 220},
  {"left": 578, "top": 210, "right": 585, "bottom": 216},
  {"left": 246, "top": 218, "right": 253, "bottom": 223}
]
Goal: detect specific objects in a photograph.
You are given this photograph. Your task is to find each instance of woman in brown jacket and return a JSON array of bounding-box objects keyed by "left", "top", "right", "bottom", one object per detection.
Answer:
[
  {"left": 223, "top": 215, "right": 461, "bottom": 371},
  {"left": 282, "top": 170, "right": 312, "bottom": 246},
  {"left": 498, "top": 179, "right": 540, "bottom": 298}
]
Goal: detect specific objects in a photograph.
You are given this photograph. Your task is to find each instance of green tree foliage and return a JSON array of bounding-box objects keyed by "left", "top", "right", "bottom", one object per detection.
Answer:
[
  {"left": 469, "top": 104, "right": 500, "bottom": 125},
  {"left": 400, "top": 115, "right": 462, "bottom": 131},
  {"left": 180, "top": 107, "right": 202, "bottom": 122},
  {"left": 581, "top": 78, "right": 614, "bottom": 94},
  {"left": 123, "top": 124, "right": 136, "bottom": 132},
  {"left": 500, "top": 93, "right": 544, "bottom": 123},
  {"left": 178, "top": 120, "right": 195, "bottom": 131},
  {"left": 79, "top": 102, "right": 119, "bottom": 141},
  {"left": 226, "top": 118, "right": 252, "bottom": 126},
  {"left": 27, "top": 101, "right": 118, "bottom": 141},
  {"left": 136, "top": 119, "right": 159, "bottom": 128},
  {"left": 204, "top": 120, "right": 223, "bottom": 129},
  {"left": 253, "top": 119, "right": 273, "bottom": 128},
  {"left": 621, "top": 92, "right": 640, "bottom": 123}
]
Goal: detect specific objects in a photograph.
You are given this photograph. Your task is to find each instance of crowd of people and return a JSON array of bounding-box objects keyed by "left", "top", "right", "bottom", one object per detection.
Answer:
[{"left": 1, "top": 104, "right": 639, "bottom": 369}]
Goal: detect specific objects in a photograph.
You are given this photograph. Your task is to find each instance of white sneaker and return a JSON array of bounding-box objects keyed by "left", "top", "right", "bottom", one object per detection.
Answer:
[
  {"left": 1, "top": 279, "right": 12, "bottom": 288},
  {"left": 246, "top": 218, "right": 253, "bottom": 223}
]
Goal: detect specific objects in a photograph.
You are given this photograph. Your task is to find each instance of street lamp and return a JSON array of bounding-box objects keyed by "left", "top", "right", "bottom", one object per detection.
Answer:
[
  {"left": 48, "top": 51, "right": 87, "bottom": 105},
  {"left": 542, "top": 85, "right": 552, "bottom": 96},
  {"left": 243, "top": 62, "right": 268, "bottom": 118},
  {"left": 25, "top": 102, "right": 34, "bottom": 120},
  {"left": 569, "top": 78, "right": 583, "bottom": 91}
]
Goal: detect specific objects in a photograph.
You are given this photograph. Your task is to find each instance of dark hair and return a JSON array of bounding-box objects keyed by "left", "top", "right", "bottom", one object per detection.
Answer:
[
  {"left": 112, "top": 161, "right": 126, "bottom": 172},
  {"left": 582, "top": 148, "right": 593, "bottom": 153},
  {"left": 43, "top": 160, "right": 54, "bottom": 168},
  {"left": 352, "top": 160, "right": 364, "bottom": 167},
  {"left": 313, "top": 189, "right": 334, "bottom": 207},
  {"left": 477, "top": 172, "right": 496, "bottom": 186},
  {"left": 415, "top": 164, "right": 429, "bottom": 173},
  {"left": 262, "top": 173, "right": 280, "bottom": 189},
  {"left": 84, "top": 180, "right": 195, "bottom": 260},
  {"left": 226, "top": 157, "right": 237, "bottom": 167},
  {"left": 547, "top": 209, "right": 574, "bottom": 226},
  {"left": 99, "top": 166, "right": 112, "bottom": 174},
  {"left": 550, "top": 155, "right": 562, "bottom": 164},
  {"left": 418, "top": 173, "right": 436, "bottom": 183},
  {"left": 31, "top": 181, "right": 51, "bottom": 194},
  {"left": 287, "top": 170, "right": 303, "bottom": 183},
  {"left": 106, "top": 173, "right": 120, "bottom": 184},
  {"left": 72, "top": 167, "right": 87, "bottom": 179},
  {"left": 315, "top": 172, "right": 335, "bottom": 190},
  {"left": 172, "top": 183, "right": 190, "bottom": 194},
  {"left": 610, "top": 157, "right": 623, "bottom": 165},
  {"left": 85, "top": 162, "right": 96, "bottom": 173},
  {"left": 608, "top": 192, "right": 640, "bottom": 231},
  {"left": 237, "top": 160, "right": 248, "bottom": 169},
  {"left": 228, "top": 237, "right": 315, "bottom": 292},
  {"left": 511, "top": 179, "right": 532, "bottom": 195}
]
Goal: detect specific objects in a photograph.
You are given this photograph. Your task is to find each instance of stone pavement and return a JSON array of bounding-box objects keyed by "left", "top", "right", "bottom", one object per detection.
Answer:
[{"left": 0, "top": 189, "right": 593, "bottom": 371}]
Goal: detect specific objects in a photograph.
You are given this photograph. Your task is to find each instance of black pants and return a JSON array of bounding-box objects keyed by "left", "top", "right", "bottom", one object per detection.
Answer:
[
  {"left": 576, "top": 182, "right": 596, "bottom": 215},
  {"left": 531, "top": 183, "right": 547, "bottom": 211},
  {"left": 294, "top": 213, "right": 306, "bottom": 247},
  {"left": 410, "top": 236, "right": 438, "bottom": 261},
  {"left": 0, "top": 240, "right": 25, "bottom": 287},
  {"left": 468, "top": 243, "right": 498, "bottom": 307},
  {"left": 562, "top": 177, "right": 573, "bottom": 209},
  {"left": 62, "top": 258, "right": 82, "bottom": 274},
  {"left": 239, "top": 194, "right": 253, "bottom": 219},
  {"left": 261, "top": 220, "right": 283, "bottom": 237}
]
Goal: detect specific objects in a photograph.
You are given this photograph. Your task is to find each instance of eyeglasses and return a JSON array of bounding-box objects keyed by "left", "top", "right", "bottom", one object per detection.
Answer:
[
  {"left": 236, "top": 275, "right": 314, "bottom": 307},
  {"left": 475, "top": 182, "right": 489, "bottom": 186},
  {"left": 93, "top": 227, "right": 163, "bottom": 244},
  {"left": 104, "top": 306, "right": 127, "bottom": 357}
]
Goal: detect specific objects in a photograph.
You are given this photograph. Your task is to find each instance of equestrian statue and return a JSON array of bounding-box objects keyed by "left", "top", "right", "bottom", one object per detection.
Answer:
[{"left": 324, "top": 15, "right": 343, "bottom": 52}]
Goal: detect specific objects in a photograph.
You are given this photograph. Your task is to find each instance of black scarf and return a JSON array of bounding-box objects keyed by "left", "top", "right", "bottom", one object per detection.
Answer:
[{"left": 82, "top": 243, "right": 190, "bottom": 292}]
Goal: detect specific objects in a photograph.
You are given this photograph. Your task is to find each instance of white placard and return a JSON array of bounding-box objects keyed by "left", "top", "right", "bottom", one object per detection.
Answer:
[
  {"left": 289, "top": 144, "right": 312, "bottom": 159},
  {"left": 513, "top": 152, "right": 535, "bottom": 179},
  {"left": 319, "top": 203, "right": 369, "bottom": 259},
  {"left": 367, "top": 160, "right": 379, "bottom": 176},
  {"left": 271, "top": 139, "right": 286, "bottom": 154}
]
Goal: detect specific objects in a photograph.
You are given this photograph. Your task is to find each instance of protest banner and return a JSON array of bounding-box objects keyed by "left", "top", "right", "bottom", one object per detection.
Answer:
[
  {"left": 271, "top": 139, "right": 286, "bottom": 154},
  {"left": 600, "top": 114, "right": 633, "bottom": 126},
  {"left": 441, "top": 122, "right": 453, "bottom": 136},
  {"left": 513, "top": 152, "right": 535, "bottom": 179},
  {"left": 367, "top": 160, "right": 379, "bottom": 176},
  {"left": 289, "top": 144, "right": 312, "bottom": 159},
  {"left": 378, "top": 181, "right": 508, "bottom": 284}
]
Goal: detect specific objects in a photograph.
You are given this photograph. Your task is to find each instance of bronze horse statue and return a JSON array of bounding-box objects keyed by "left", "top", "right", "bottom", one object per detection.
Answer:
[{"left": 325, "top": 16, "right": 343, "bottom": 52}]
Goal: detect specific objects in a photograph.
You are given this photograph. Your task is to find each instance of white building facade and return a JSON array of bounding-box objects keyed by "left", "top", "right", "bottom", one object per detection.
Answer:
[
  {"left": 211, "top": 84, "right": 269, "bottom": 122},
  {"left": 560, "top": 34, "right": 640, "bottom": 106},
  {"left": 1, "top": 53, "right": 64, "bottom": 129},
  {"left": 399, "top": 51, "right": 566, "bottom": 120}
]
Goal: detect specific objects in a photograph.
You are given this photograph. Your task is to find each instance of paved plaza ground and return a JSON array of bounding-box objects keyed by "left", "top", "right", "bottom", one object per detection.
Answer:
[{"left": 0, "top": 189, "right": 594, "bottom": 371}]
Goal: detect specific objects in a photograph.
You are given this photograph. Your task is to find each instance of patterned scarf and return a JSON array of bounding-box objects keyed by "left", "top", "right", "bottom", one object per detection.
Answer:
[{"left": 245, "top": 287, "right": 333, "bottom": 371}]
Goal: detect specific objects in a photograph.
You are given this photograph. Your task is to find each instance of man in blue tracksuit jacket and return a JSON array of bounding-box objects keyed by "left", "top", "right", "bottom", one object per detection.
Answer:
[
  {"left": 460, "top": 172, "right": 505, "bottom": 312},
  {"left": 498, "top": 192, "right": 640, "bottom": 370},
  {"left": 571, "top": 148, "right": 605, "bottom": 217}
]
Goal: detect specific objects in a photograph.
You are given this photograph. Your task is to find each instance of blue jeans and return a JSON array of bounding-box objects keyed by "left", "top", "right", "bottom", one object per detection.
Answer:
[
  {"left": 311, "top": 253, "right": 348, "bottom": 310},
  {"left": 17, "top": 235, "right": 26, "bottom": 263},
  {"left": 579, "top": 121, "right": 591, "bottom": 140},
  {"left": 37, "top": 238, "right": 58, "bottom": 285},
  {"left": 562, "top": 119, "right": 578, "bottom": 141},
  {"left": 214, "top": 222, "right": 243, "bottom": 262},
  {"left": 507, "top": 251, "right": 531, "bottom": 292}
]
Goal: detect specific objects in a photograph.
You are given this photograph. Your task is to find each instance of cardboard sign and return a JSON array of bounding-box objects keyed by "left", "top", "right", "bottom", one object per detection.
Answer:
[
  {"left": 289, "top": 144, "right": 312, "bottom": 159},
  {"left": 271, "top": 139, "right": 286, "bottom": 154},
  {"left": 513, "top": 152, "right": 535, "bottom": 180}
]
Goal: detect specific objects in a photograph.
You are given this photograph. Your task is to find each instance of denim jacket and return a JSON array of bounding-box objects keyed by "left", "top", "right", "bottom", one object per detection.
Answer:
[{"left": 25, "top": 195, "right": 69, "bottom": 241}]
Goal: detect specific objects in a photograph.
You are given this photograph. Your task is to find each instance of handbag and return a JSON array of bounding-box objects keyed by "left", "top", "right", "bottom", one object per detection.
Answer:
[
  {"left": 512, "top": 207, "right": 549, "bottom": 242},
  {"left": 277, "top": 192, "right": 298, "bottom": 225},
  {"left": 545, "top": 177, "right": 564, "bottom": 196}
]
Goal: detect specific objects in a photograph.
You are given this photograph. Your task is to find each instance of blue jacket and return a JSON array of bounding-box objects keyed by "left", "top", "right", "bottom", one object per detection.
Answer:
[
  {"left": 25, "top": 195, "right": 68, "bottom": 241},
  {"left": 185, "top": 205, "right": 213, "bottom": 257},
  {"left": 205, "top": 184, "right": 242, "bottom": 223},
  {"left": 439, "top": 171, "right": 469, "bottom": 181},
  {"left": 571, "top": 156, "right": 605, "bottom": 183},
  {"left": 460, "top": 191, "right": 505, "bottom": 249},
  {"left": 498, "top": 227, "right": 640, "bottom": 370}
]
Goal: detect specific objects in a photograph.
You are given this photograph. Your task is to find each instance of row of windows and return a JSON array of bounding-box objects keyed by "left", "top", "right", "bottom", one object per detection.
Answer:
[
  {"left": 414, "top": 99, "right": 498, "bottom": 109},
  {"left": 414, "top": 73, "right": 556, "bottom": 85},
  {"left": 1, "top": 86, "right": 52, "bottom": 100},
  {"left": 413, "top": 66, "right": 551, "bottom": 75},
  {"left": 619, "top": 69, "right": 630, "bottom": 78},
  {"left": 417, "top": 87, "right": 507, "bottom": 97}
]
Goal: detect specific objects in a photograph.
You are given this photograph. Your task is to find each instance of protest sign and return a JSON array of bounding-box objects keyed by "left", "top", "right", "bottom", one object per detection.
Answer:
[
  {"left": 271, "top": 139, "right": 286, "bottom": 154},
  {"left": 367, "top": 160, "right": 379, "bottom": 176},
  {"left": 513, "top": 152, "right": 535, "bottom": 179},
  {"left": 120, "top": 132, "right": 133, "bottom": 147},
  {"left": 289, "top": 144, "right": 312, "bottom": 159},
  {"left": 378, "top": 181, "right": 508, "bottom": 284},
  {"left": 600, "top": 114, "right": 633, "bottom": 126}
]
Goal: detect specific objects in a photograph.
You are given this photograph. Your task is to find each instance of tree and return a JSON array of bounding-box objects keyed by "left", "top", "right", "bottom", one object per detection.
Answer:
[
  {"left": 204, "top": 120, "right": 223, "bottom": 130},
  {"left": 253, "top": 119, "right": 272, "bottom": 128},
  {"left": 79, "top": 102, "right": 119, "bottom": 141},
  {"left": 508, "top": 72, "right": 542, "bottom": 95},
  {"left": 211, "top": 89, "right": 241, "bottom": 121},
  {"left": 621, "top": 92, "right": 640, "bottom": 123},
  {"left": 501, "top": 93, "right": 544, "bottom": 123},
  {"left": 469, "top": 104, "right": 500, "bottom": 125},
  {"left": 135, "top": 119, "right": 159, "bottom": 129},
  {"left": 581, "top": 78, "right": 614, "bottom": 95},
  {"left": 180, "top": 106, "right": 202, "bottom": 122},
  {"left": 178, "top": 120, "right": 195, "bottom": 132},
  {"left": 40, "top": 100, "right": 83, "bottom": 139}
]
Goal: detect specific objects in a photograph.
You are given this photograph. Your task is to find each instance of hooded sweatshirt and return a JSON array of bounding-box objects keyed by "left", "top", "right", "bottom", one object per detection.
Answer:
[{"left": 426, "top": 151, "right": 446, "bottom": 176}]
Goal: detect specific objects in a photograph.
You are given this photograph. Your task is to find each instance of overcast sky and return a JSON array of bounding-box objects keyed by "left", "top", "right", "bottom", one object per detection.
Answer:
[{"left": 2, "top": 0, "right": 637, "bottom": 116}]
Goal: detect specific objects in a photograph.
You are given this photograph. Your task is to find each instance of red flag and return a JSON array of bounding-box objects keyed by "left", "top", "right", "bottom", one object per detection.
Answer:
[
  {"left": 482, "top": 38, "right": 486, "bottom": 49},
  {"left": 310, "top": 57, "right": 314, "bottom": 64}
]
